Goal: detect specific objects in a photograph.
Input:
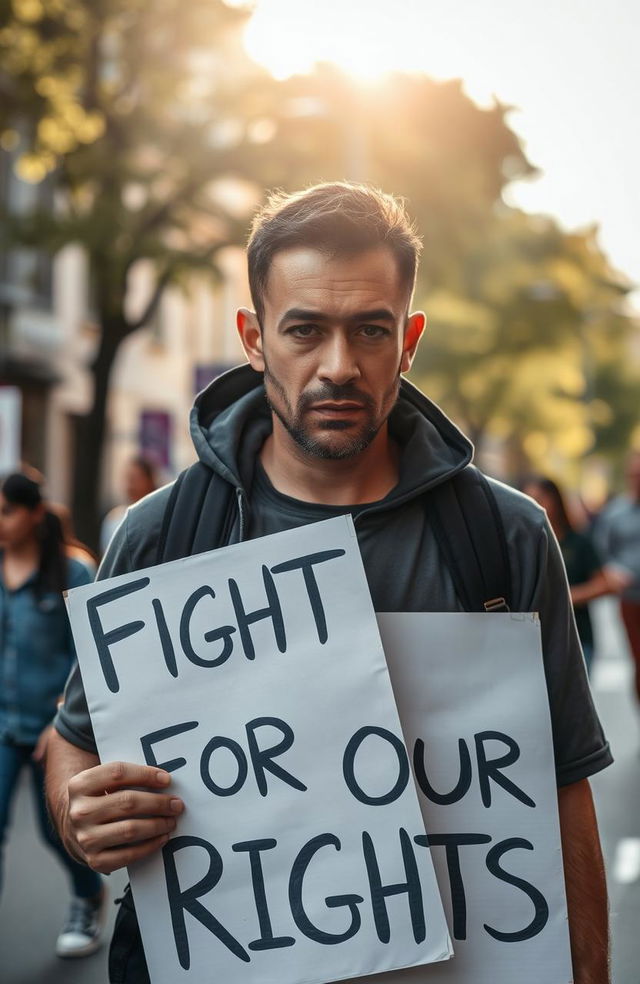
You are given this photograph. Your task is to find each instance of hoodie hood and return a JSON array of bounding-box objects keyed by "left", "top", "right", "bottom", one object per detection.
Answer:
[{"left": 190, "top": 362, "right": 473, "bottom": 506}]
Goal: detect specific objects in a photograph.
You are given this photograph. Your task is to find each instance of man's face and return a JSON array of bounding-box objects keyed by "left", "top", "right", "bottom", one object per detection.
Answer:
[{"left": 238, "top": 246, "right": 424, "bottom": 461}]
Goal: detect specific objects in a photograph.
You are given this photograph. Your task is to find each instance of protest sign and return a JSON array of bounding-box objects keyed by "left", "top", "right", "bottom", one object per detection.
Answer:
[
  {"left": 66, "top": 516, "right": 452, "bottom": 984},
  {"left": 347, "top": 613, "right": 572, "bottom": 984}
]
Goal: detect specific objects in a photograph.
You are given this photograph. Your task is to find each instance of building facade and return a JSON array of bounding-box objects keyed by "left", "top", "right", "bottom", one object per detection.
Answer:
[{"left": 1, "top": 154, "right": 247, "bottom": 515}]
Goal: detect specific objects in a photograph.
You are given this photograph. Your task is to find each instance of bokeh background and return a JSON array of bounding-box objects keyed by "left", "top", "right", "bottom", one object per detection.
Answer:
[
  {"left": 1, "top": 0, "right": 638, "bottom": 545},
  {"left": 1, "top": 3, "right": 639, "bottom": 982}
]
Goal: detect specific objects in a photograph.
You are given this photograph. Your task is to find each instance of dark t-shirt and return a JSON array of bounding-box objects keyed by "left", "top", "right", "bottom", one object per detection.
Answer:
[
  {"left": 56, "top": 465, "right": 613, "bottom": 788},
  {"left": 558, "top": 529, "right": 602, "bottom": 648},
  {"left": 248, "top": 463, "right": 447, "bottom": 612}
]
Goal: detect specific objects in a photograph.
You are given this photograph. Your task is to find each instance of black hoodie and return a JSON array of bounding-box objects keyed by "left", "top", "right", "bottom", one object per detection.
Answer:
[{"left": 56, "top": 365, "right": 611, "bottom": 786}]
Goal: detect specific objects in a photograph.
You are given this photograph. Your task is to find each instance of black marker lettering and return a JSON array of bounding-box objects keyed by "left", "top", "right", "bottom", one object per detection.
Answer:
[
  {"left": 181, "top": 586, "right": 236, "bottom": 667},
  {"left": 474, "top": 731, "right": 536, "bottom": 808},
  {"left": 86, "top": 578, "right": 150, "bottom": 693},
  {"left": 162, "top": 836, "right": 249, "bottom": 968},
  {"left": 200, "top": 736, "right": 248, "bottom": 797},
  {"left": 140, "top": 721, "right": 199, "bottom": 773},
  {"left": 229, "top": 566, "right": 286, "bottom": 660},
  {"left": 289, "top": 834, "right": 363, "bottom": 944},
  {"left": 246, "top": 717, "right": 307, "bottom": 796},
  {"left": 232, "top": 839, "right": 295, "bottom": 950},
  {"left": 416, "top": 832, "right": 491, "bottom": 940},
  {"left": 152, "top": 598, "right": 177, "bottom": 678},
  {"left": 343, "top": 726, "right": 409, "bottom": 806},
  {"left": 271, "top": 549, "right": 346, "bottom": 644},
  {"left": 364, "top": 828, "right": 425, "bottom": 944},
  {"left": 484, "top": 838, "right": 549, "bottom": 942},
  {"left": 413, "top": 737, "right": 473, "bottom": 805}
]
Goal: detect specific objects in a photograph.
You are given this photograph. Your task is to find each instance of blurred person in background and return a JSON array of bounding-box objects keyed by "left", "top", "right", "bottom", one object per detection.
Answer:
[
  {"left": 17, "top": 465, "right": 98, "bottom": 573},
  {"left": 594, "top": 450, "right": 640, "bottom": 703},
  {"left": 99, "top": 454, "right": 158, "bottom": 555},
  {"left": 0, "top": 472, "right": 105, "bottom": 958},
  {"left": 522, "top": 475, "right": 612, "bottom": 675},
  {"left": 49, "top": 501, "right": 99, "bottom": 575}
]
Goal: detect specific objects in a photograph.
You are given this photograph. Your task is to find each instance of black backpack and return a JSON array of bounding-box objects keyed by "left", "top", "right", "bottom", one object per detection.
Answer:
[{"left": 156, "top": 460, "right": 512, "bottom": 613}]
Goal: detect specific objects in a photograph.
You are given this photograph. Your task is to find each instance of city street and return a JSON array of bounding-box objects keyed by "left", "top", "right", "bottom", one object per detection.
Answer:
[{"left": 1, "top": 598, "right": 638, "bottom": 983}]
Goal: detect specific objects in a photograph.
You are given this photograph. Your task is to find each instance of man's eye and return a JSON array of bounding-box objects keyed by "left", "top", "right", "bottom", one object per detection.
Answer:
[
  {"left": 360, "top": 324, "right": 389, "bottom": 338},
  {"left": 289, "top": 324, "right": 318, "bottom": 338}
]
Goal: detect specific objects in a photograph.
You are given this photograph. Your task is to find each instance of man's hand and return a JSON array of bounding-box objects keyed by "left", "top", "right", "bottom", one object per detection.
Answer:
[
  {"left": 603, "top": 563, "right": 635, "bottom": 593},
  {"left": 46, "top": 730, "right": 184, "bottom": 874}
]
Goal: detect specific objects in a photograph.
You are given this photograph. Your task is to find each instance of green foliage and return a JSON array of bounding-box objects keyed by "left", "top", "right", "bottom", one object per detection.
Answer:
[
  {"left": 0, "top": 0, "right": 283, "bottom": 311},
  {"left": 1, "top": 1, "right": 638, "bottom": 529},
  {"left": 0, "top": 0, "right": 287, "bottom": 541},
  {"left": 409, "top": 209, "right": 638, "bottom": 478},
  {"left": 260, "top": 66, "right": 535, "bottom": 285},
  {"left": 242, "top": 65, "right": 639, "bottom": 481}
]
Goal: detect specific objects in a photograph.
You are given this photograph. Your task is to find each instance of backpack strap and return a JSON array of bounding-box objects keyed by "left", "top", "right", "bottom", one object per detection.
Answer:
[
  {"left": 427, "top": 466, "right": 511, "bottom": 612},
  {"left": 158, "top": 462, "right": 510, "bottom": 610},
  {"left": 156, "top": 461, "right": 236, "bottom": 564}
]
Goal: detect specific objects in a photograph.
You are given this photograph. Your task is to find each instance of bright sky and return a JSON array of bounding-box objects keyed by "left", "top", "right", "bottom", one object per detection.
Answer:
[{"left": 243, "top": 0, "right": 640, "bottom": 307}]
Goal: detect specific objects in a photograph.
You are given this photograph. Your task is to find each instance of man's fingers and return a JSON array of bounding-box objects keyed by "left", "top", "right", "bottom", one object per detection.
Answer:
[
  {"left": 86, "top": 832, "right": 174, "bottom": 875},
  {"left": 69, "top": 761, "right": 172, "bottom": 797},
  {"left": 78, "top": 815, "right": 178, "bottom": 855},
  {"left": 99, "top": 789, "right": 184, "bottom": 822},
  {"left": 67, "top": 790, "right": 184, "bottom": 833},
  {"left": 64, "top": 760, "right": 186, "bottom": 873}
]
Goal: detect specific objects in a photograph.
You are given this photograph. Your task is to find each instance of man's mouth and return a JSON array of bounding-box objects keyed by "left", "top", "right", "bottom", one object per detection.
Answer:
[{"left": 310, "top": 402, "right": 365, "bottom": 413}]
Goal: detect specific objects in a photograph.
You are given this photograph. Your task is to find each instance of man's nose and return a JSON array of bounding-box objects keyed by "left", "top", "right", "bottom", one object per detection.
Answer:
[{"left": 318, "top": 336, "right": 360, "bottom": 385}]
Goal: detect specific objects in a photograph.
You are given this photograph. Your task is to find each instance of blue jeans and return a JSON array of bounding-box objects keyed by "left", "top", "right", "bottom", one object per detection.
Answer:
[{"left": 0, "top": 738, "right": 102, "bottom": 898}]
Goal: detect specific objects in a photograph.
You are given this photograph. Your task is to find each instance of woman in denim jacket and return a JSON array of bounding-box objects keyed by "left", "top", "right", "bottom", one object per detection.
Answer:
[{"left": 0, "top": 472, "right": 104, "bottom": 958}]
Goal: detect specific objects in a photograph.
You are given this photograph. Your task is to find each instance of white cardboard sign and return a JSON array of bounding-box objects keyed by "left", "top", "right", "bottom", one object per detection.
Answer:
[
  {"left": 66, "top": 517, "right": 452, "bottom": 984},
  {"left": 350, "top": 613, "right": 573, "bottom": 984}
]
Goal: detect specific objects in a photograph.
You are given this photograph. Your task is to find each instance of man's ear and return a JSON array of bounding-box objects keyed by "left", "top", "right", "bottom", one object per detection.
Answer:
[
  {"left": 237, "top": 308, "right": 264, "bottom": 372},
  {"left": 401, "top": 312, "right": 426, "bottom": 373}
]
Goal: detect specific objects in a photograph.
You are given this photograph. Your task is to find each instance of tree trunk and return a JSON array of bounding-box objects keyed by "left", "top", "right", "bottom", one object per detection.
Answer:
[{"left": 71, "top": 321, "right": 125, "bottom": 551}]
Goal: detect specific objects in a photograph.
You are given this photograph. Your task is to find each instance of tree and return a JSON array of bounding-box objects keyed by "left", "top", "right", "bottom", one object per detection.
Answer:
[
  {"left": 0, "top": 27, "right": 542, "bottom": 542},
  {"left": 409, "top": 210, "right": 637, "bottom": 481},
  {"left": 271, "top": 67, "right": 536, "bottom": 282},
  {"left": 267, "top": 67, "right": 639, "bottom": 483},
  {"left": 3, "top": 7, "right": 635, "bottom": 531},
  {"left": 1, "top": 0, "right": 290, "bottom": 544}
]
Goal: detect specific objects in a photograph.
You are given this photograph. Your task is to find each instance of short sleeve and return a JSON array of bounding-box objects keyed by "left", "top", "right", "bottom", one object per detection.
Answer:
[
  {"left": 54, "top": 485, "right": 172, "bottom": 752},
  {"left": 55, "top": 515, "right": 135, "bottom": 753},
  {"left": 59, "top": 558, "right": 95, "bottom": 729},
  {"left": 528, "top": 520, "right": 612, "bottom": 786}
]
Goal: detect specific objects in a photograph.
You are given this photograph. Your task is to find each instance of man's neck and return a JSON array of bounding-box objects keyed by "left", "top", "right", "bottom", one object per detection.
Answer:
[{"left": 259, "top": 424, "right": 401, "bottom": 506}]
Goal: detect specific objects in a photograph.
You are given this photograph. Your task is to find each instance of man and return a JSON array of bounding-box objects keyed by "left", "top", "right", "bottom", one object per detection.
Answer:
[
  {"left": 47, "top": 183, "right": 611, "bottom": 982},
  {"left": 99, "top": 455, "right": 158, "bottom": 556},
  {"left": 595, "top": 449, "right": 640, "bottom": 705}
]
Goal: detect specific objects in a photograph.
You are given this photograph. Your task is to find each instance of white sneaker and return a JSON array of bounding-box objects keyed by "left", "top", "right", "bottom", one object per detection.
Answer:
[{"left": 56, "top": 889, "right": 106, "bottom": 958}]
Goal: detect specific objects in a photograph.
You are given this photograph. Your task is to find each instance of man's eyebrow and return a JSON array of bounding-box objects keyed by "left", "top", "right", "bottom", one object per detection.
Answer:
[{"left": 277, "top": 307, "right": 397, "bottom": 328}]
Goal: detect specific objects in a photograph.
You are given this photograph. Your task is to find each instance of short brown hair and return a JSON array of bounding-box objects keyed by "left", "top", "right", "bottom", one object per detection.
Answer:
[{"left": 247, "top": 182, "right": 422, "bottom": 323}]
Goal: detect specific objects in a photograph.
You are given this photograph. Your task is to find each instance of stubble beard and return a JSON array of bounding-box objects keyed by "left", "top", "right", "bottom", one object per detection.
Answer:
[{"left": 263, "top": 362, "right": 400, "bottom": 461}]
